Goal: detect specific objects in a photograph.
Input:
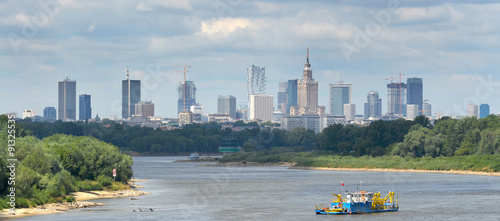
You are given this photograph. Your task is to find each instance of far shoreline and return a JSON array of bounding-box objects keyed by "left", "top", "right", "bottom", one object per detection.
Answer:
[
  {"left": 291, "top": 166, "right": 500, "bottom": 176},
  {"left": 0, "top": 179, "right": 150, "bottom": 220},
  {"left": 197, "top": 160, "right": 500, "bottom": 176}
]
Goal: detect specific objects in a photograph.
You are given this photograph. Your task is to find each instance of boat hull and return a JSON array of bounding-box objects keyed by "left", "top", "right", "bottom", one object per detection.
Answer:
[{"left": 315, "top": 208, "right": 398, "bottom": 215}]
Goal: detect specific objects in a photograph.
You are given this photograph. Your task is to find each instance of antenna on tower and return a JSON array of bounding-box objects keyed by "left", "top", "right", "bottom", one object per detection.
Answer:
[{"left": 306, "top": 46, "right": 309, "bottom": 63}]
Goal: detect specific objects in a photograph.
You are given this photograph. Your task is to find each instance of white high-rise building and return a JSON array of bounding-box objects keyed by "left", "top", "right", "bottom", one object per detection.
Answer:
[
  {"left": 343, "top": 104, "right": 356, "bottom": 122},
  {"left": 406, "top": 104, "right": 419, "bottom": 120},
  {"left": 250, "top": 94, "right": 274, "bottom": 122},
  {"left": 466, "top": 104, "right": 479, "bottom": 118},
  {"left": 22, "top": 109, "right": 36, "bottom": 119}
]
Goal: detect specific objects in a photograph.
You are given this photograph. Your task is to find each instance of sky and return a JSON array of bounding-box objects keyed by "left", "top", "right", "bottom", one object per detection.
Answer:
[{"left": 1, "top": 0, "right": 500, "bottom": 119}]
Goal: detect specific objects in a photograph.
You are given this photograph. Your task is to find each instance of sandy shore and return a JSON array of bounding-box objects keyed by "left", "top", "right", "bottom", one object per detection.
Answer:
[
  {"left": 197, "top": 160, "right": 500, "bottom": 176},
  {"left": 0, "top": 179, "right": 150, "bottom": 220},
  {"left": 198, "top": 161, "right": 295, "bottom": 167},
  {"left": 292, "top": 166, "right": 500, "bottom": 176}
]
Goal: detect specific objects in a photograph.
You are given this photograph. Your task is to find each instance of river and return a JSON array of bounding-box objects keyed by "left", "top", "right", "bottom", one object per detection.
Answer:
[{"left": 18, "top": 156, "right": 500, "bottom": 220}]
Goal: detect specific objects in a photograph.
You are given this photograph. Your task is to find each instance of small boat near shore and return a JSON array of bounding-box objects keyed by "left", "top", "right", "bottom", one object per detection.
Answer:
[
  {"left": 188, "top": 153, "right": 199, "bottom": 160},
  {"left": 315, "top": 182, "right": 399, "bottom": 215}
]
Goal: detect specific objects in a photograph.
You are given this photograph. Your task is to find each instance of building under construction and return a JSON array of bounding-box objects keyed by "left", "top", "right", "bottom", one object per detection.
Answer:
[{"left": 177, "top": 80, "right": 196, "bottom": 115}]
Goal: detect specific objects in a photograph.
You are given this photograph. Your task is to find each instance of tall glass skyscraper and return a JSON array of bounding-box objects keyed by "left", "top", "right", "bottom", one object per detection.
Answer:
[
  {"left": 407, "top": 77, "right": 423, "bottom": 115},
  {"left": 329, "top": 82, "right": 352, "bottom": 116},
  {"left": 387, "top": 82, "right": 407, "bottom": 117},
  {"left": 43, "top": 107, "right": 57, "bottom": 121},
  {"left": 218, "top": 95, "right": 236, "bottom": 119},
  {"left": 364, "top": 91, "right": 382, "bottom": 119},
  {"left": 122, "top": 70, "right": 141, "bottom": 119},
  {"left": 480, "top": 104, "right": 490, "bottom": 119},
  {"left": 177, "top": 80, "right": 196, "bottom": 114},
  {"left": 79, "top": 94, "right": 92, "bottom": 121},
  {"left": 286, "top": 79, "right": 298, "bottom": 116},
  {"left": 58, "top": 78, "right": 76, "bottom": 120},
  {"left": 277, "top": 81, "right": 288, "bottom": 114}
]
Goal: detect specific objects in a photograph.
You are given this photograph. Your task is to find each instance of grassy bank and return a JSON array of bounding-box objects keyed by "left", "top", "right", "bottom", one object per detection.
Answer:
[{"left": 220, "top": 152, "right": 500, "bottom": 172}]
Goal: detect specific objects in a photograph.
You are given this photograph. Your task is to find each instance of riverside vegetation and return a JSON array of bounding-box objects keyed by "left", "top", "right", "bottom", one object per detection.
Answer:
[
  {"left": 0, "top": 115, "right": 133, "bottom": 210},
  {"left": 9, "top": 114, "right": 500, "bottom": 192}
]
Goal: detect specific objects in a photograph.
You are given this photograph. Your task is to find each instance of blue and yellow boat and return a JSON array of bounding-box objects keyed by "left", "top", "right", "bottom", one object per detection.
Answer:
[{"left": 315, "top": 185, "right": 399, "bottom": 215}]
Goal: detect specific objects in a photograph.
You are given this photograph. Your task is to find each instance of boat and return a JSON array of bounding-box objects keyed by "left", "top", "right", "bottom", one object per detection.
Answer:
[
  {"left": 315, "top": 183, "right": 399, "bottom": 215},
  {"left": 188, "top": 152, "right": 199, "bottom": 160}
]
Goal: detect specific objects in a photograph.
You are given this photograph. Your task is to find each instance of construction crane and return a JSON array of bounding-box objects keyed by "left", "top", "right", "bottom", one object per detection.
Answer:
[
  {"left": 172, "top": 65, "right": 191, "bottom": 112},
  {"left": 385, "top": 73, "right": 406, "bottom": 118}
]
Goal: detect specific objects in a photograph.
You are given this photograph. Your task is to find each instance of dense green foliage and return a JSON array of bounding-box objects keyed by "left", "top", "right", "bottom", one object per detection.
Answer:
[
  {"left": 0, "top": 115, "right": 133, "bottom": 209},
  {"left": 393, "top": 115, "right": 500, "bottom": 157}
]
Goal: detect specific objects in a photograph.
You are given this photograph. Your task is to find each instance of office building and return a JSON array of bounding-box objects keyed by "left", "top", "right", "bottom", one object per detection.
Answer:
[
  {"left": 281, "top": 115, "right": 346, "bottom": 134},
  {"left": 277, "top": 81, "right": 288, "bottom": 115},
  {"left": 406, "top": 104, "right": 419, "bottom": 120},
  {"left": 466, "top": 104, "right": 479, "bottom": 118},
  {"left": 329, "top": 82, "right": 352, "bottom": 116},
  {"left": 135, "top": 101, "right": 154, "bottom": 118},
  {"left": 247, "top": 64, "right": 266, "bottom": 102},
  {"left": 177, "top": 80, "right": 196, "bottom": 115},
  {"left": 423, "top": 101, "right": 432, "bottom": 117},
  {"left": 249, "top": 94, "right": 273, "bottom": 122},
  {"left": 22, "top": 109, "right": 35, "bottom": 119},
  {"left": 218, "top": 95, "right": 237, "bottom": 120},
  {"left": 407, "top": 78, "right": 423, "bottom": 115},
  {"left": 344, "top": 103, "right": 356, "bottom": 122},
  {"left": 364, "top": 91, "right": 382, "bottom": 119},
  {"left": 480, "top": 104, "right": 490, "bottom": 119},
  {"left": 58, "top": 77, "right": 76, "bottom": 120},
  {"left": 296, "top": 47, "right": 319, "bottom": 115},
  {"left": 79, "top": 94, "right": 92, "bottom": 121},
  {"left": 286, "top": 79, "right": 298, "bottom": 116},
  {"left": 387, "top": 82, "right": 407, "bottom": 117},
  {"left": 179, "top": 111, "right": 193, "bottom": 127},
  {"left": 122, "top": 70, "right": 141, "bottom": 119},
  {"left": 43, "top": 107, "right": 57, "bottom": 121}
]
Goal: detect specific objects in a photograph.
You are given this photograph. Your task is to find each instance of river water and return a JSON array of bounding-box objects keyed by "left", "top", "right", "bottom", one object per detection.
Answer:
[{"left": 18, "top": 156, "right": 500, "bottom": 221}]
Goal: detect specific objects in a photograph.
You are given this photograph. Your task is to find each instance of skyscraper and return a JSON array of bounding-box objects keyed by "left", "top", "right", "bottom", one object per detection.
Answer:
[
  {"left": 407, "top": 77, "right": 423, "bottom": 115},
  {"left": 122, "top": 69, "right": 141, "bottom": 119},
  {"left": 286, "top": 79, "right": 298, "bottom": 116},
  {"left": 218, "top": 95, "right": 237, "bottom": 119},
  {"left": 43, "top": 107, "right": 56, "bottom": 121},
  {"left": 79, "top": 94, "right": 91, "bottom": 121},
  {"left": 364, "top": 91, "right": 382, "bottom": 119},
  {"left": 135, "top": 101, "right": 155, "bottom": 118},
  {"left": 247, "top": 64, "right": 266, "bottom": 102},
  {"left": 387, "top": 82, "right": 407, "bottom": 117},
  {"left": 58, "top": 77, "right": 76, "bottom": 120},
  {"left": 177, "top": 80, "right": 197, "bottom": 115},
  {"left": 296, "top": 47, "right": 319, "bottom": 115},
  {"left": 343, "top": 103, "right": 356, "bottom": 122},
  {"left": 329, "top": 82, "right": 352, "bottom": 116},
  {"left": 423, "top": 101, "right": 432, "bottom": 116},
  {"left": 406, "top": 104, "right": 419, "bottom": 120},
  {"left": 466, "top": 104, "right": 479, "bottom": 118},
  {"left": 480, "top": 104, "right": 490, "bottom": 119},
  {"left": 277, "top": 81, "right": 288, "bottom": 114},
  {"left": 249, "top": 94, "right": 273, "bottom": 122}
]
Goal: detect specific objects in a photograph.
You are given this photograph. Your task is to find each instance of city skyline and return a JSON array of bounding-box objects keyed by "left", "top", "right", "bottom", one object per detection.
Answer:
[{"left": 2, "top": 1, "right": 500, "bottom": 118}]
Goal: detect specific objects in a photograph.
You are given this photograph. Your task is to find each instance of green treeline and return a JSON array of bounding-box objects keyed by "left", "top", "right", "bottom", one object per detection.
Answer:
[
  {"left": 0, "top": 115, "right": 132, "bottom": 209},
  {"left": 16, "top": 115, "right": 500, "bottom": 159}
]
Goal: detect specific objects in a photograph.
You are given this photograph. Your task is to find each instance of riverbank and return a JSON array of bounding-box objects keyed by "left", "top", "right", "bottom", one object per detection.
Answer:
[
  {"left": 292, "top": 166, "right": 500, "bottom": 176},
  {"left": 0, "top": 179, "right": 150, "bottom": 220},
  {"left": 198, "top": 161, "right": 295, "bottom": 167}
]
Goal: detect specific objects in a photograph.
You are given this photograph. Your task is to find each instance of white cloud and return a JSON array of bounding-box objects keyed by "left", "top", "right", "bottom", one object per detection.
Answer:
[
  {"left": 200, "top": 18, "right": 254, "bottom": 38},
  {"left": 136, "top": 0, "right": 192, "bottom": 11},
  {"left": 87, "top": 24, "right": 95, "bottom": 32}
]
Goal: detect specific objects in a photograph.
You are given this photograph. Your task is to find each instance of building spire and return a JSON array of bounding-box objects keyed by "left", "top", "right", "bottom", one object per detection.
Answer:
[{"left": 306, "top": 46, "right": 309, "bottom": 64}]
